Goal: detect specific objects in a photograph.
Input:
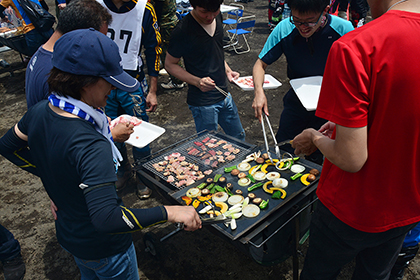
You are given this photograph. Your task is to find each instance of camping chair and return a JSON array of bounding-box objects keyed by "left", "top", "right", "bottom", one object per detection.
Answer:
[
  {"left": 222, "top": 3, "right": 244, "bottom": 28},
  {"left": 176, "top": 9, "right": 189, "bottom": 20},
  {"left": 226, "top": 15, "right": 256, "bottom": 54}
]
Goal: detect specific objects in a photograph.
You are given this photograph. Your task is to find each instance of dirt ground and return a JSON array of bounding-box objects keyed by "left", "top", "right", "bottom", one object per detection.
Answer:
[{"left": 1, "top": 1, "right": 420, "bottom": 279}]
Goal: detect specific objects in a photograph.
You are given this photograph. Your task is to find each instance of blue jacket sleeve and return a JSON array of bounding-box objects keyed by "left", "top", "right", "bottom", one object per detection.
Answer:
[
  {"left": 84, "top": 184, "right": 168, "bottom": 234},
  {"left": 141, "top": 2, "right": 162, "bottom": 77}
]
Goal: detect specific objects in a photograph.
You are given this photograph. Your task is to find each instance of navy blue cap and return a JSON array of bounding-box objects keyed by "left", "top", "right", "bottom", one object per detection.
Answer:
[{"left": 52, "top": 28, "right": 139, "bottom": 92}]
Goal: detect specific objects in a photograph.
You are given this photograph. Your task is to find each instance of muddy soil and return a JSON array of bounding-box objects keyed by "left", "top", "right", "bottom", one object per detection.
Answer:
[{"left": 1, "top": 1, "right": 420, "bottom": 279}]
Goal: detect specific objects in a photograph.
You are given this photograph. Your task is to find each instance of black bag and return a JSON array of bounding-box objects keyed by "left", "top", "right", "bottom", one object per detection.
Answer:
[{"left": 16, "top": 0, "right": 55, "bottom": 32}]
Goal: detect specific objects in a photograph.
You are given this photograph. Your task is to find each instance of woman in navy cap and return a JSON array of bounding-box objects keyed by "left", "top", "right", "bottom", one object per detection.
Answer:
[{"left": 0, "top": 28, "right": 201, "bottom": 279}]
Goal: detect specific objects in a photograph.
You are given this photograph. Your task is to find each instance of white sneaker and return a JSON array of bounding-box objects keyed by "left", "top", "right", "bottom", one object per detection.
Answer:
[
  {"left": 161, "top": 81, "right": 186, "bottom": 90},
  {"left": 159, "top": 68, "right": 168, "bottom": 75}
]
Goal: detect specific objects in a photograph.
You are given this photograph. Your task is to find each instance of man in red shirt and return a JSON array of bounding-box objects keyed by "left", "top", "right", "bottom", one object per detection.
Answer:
[{"left": 293, "top": 0, "right": 420, "bottom": 278}]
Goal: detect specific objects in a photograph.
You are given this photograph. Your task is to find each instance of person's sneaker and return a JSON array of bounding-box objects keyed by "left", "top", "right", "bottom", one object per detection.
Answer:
[
  {"left": 136, "top": 186, "right": 152, "bottom": 199},
  {"left": 3, "top": 255, "right": 25, "bottom": 280},
  {"left": 159, "top": 68, "right": 168, "bottom": 75},
  {"left": 161, "top": 81, "right": 186, "bottom": 90},
  {"left": 0, "top": 59, "right": 10, "bottom": 68}
]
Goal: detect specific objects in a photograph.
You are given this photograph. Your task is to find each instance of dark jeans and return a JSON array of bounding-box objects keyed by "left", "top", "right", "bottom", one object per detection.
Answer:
[
  {"left": 25, "top": 28, "right": 54, "bottom": 56},
  {"left": 0, "top": 224, "right": 21, "bottom": 261},
  {"left": 300, "top": 201, "right": 418, "bottom": 280},
  {"left": 275, "top": 89, "right": 326, "bottom": 165}
]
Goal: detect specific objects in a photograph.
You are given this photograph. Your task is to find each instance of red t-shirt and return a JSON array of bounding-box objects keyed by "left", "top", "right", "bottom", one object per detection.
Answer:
[{"left": 315, "top": 10, "right": 420, "bottom": 233}]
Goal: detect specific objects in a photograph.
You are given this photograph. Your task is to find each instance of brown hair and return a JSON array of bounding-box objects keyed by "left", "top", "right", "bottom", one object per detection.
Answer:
[{"left": 48, "top": 67, "right": 100, "bottom": 100}]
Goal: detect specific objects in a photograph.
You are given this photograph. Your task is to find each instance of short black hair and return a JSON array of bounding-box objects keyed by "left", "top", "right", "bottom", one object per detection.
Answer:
[
  {"left": 56, "top": 0, "right": 112, "bottom": 34},
  {"left": 189, "top": 0, "right": 223, "bottom": 12},
  {"left": 287, "top": 0, "right": 329, "bottom": 14},
  {"left": 48, "top": 67, "right": 100, "bottom": 100}
]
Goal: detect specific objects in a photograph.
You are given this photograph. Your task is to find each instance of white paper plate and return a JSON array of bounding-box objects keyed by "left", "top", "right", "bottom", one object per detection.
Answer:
[
  {"left": 290, "top": 76, "right": 323, "bottom": 111},
  {"left": 233, "top": 74, "right": 282, "bottom": 91},
  {"left": 125, "top": 121, "right": 165, "bottom": 148}
]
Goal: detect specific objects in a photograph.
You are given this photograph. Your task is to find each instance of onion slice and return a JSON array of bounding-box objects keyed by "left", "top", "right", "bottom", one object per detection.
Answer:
[
  {"left": 227, "top": 195, "right": 244, "bottom": 206},
  {"left": 253, "top": 171, "right": 266, "bottom": 181},
  {"left": 238, "top": 177, "right": 251, "bottom": 187},
  {"left": 237, "top": 162, "right": 251, "bottom": 172},
  {"left": 290, "top": 164, "right": 305, "bottom": 174},
  {"left": 186, "top": 187, "right": 201, "bottom": 198},
  {"left": 212, "top": 192, "right": 229, "bottom": 202},
  {"left": 242, "top": 204, "right": 260, "bottom": 218},
  {"left": 266, "top": 171, "right": 281, "bottom": 181},
  {"left": 272, "top": 178, "right": 288, "bottom": 188}
]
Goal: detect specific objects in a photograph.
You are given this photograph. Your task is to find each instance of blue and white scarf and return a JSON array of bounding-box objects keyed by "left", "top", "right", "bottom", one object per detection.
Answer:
[{"left": 48, "top": 93, "right": 122, "bottom": 170}]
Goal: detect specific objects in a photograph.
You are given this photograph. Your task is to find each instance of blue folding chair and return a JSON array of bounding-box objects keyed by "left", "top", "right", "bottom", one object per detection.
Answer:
[
  {"left": 222, "top": 3, "right": 244, "bottom": 27},
  {"left": 176, "top": 9, "right": 189, "bottom": 20},
  {"left": 226, "top": 15, "right": 256, "bottom": 54}
]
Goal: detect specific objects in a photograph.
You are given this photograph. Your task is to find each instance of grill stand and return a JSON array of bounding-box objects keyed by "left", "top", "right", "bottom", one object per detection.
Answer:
[{"left": 136, "top": 135, "right": 321, "bottom": 276}]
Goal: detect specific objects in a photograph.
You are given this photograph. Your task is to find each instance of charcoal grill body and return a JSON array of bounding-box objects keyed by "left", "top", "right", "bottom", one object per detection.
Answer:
[{"left": 136, "top": 131, "right": 321, "bottom": 268}]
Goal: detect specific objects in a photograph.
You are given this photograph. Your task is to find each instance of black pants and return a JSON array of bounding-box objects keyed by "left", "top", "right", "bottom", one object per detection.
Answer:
[
  {"left": 275, "top": 89, "right": 326, "bottom": 165},
  {"left": 300, "top": 201, "right": 418, "bottom": 280}
]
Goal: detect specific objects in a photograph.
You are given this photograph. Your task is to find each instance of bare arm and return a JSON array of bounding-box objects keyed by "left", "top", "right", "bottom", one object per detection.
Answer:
[
  {"left": 225, "top": 61, "right": 239, "bottom": 82},
  {"left": 252, "top": 59, "right": 269, "bottom": 120},
  {"left": 165, "top": 52, "right": 215, "bottom": 92},
  {"left": 293, "top": 123, "right": 368, "bottom": 172},
  {"left": 146, "top": 76, "right": 158, "bottom": 112}
]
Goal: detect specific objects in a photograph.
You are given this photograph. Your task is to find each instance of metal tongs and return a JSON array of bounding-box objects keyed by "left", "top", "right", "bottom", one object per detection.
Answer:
[
  {"left": 201, "top": 215, "right": 232, "bottom": 225},
  {"left": 261, "top": 113, "right": 281, "bottom": 162}
]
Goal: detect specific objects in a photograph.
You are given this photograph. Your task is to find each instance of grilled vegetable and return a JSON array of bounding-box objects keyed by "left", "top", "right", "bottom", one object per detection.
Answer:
[
  {"left": 248, "top": 193, "right": 256, "bottom": 199},
  {"left": 238, "top": 177, "right": 251, "bottom": 187},
  {"left": 192, "top": 199, "right": 200, "bottom": 208},
  {"left": 237, "top": 162, "right": 251, "bottom": 172},
  {"left": 252, "top": 197, "right": 262, "bottom": 205},
  {"left": 272, "top": 178, "right": 288, "bottom": 188},
  {"left": 197, "top": 182, "right": 207, "bottom": 189},
  {"left": 309, "top": 168, "right": 320, "bottom": 176},
  {"left": 215, "top": 202, "right": 228, "bottom": 213},
  {"left": 224, "top": 186, "right": 234, "bottom": 196},
  {"left": 206, "top": 183, "right": 215, "bottom": 190},
  {"left": 224, "top": 165, "right": 237, "bottom": 173},
  {"left": 247, "top": 173, "right": 256, "bottom": 183},
  {"left": 248, "top": 164, "right": 262, "bottom": 175},
  {"left": 247, "top": 182, "right": 264, "bottom": 192},
  {"left": 272, "top": 190, "right": 287, "bottom": 199},
  {"left": 259, "top": 199, "right": 269, "bottom": 209},
  {"left": 230, "top": 169, "right": 240, "bottom": 176},
  {"left": 201, "top": 188, "right": 210, "bottom": 195},
  {"left": 300, "top": 174, "right": 311, "bottom": 186},
  {"left": 290, "top": 173, "right": 303, "bottom": 181},
  {"left": 218, "top": 176, "right": 227, "bottom": 185},
  {"left": 215, "top": 185, "right": 226, "bottom": 193},
  {"left": 214, "top": 174, "right": 222, "bottom": 182},
  {"left": 261, "top": 162, "right": 275, "bottom": 173},
  {"left": 186, "top": 188, "right": 201, "bottom": 198},
  {"left": 199, "top": 205, "right": 213, "bottom": 214},
  {"left": 181, "top": 196, "right": 192, "bottom": 205}
]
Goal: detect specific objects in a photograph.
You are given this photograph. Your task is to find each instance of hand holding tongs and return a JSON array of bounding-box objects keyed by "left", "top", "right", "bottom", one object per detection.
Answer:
[
  {"left": 261, "top": 113, "right": 281, "bottom": 161},
  {"left": 201, "top": 215, "right": 232, "bottom": 225}
]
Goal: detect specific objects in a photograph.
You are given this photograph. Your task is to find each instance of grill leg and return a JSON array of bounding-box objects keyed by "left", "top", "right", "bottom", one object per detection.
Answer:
[{"left": 292, "top": 205, "right": 300, "bottom": 280}]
